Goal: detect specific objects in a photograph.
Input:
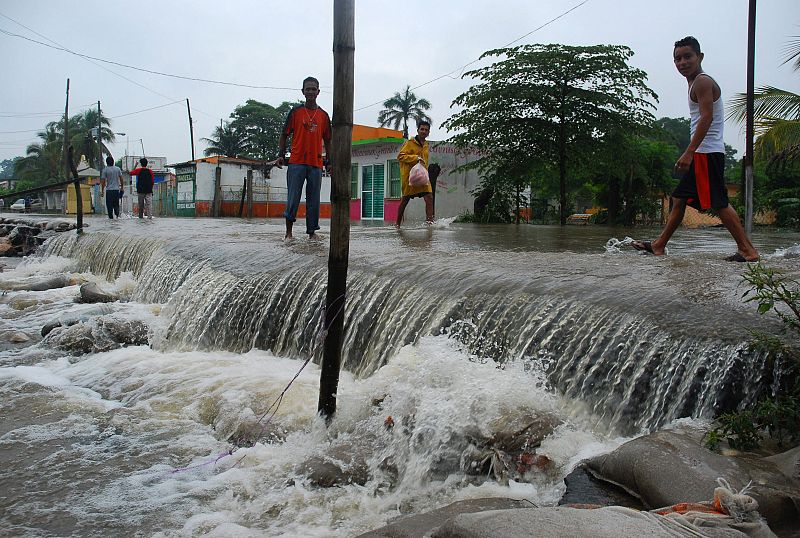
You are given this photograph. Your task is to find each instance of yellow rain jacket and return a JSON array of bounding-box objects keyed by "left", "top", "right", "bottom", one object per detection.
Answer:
[{"left": 397, "top": 137, "right": 431, "bottom": 197}]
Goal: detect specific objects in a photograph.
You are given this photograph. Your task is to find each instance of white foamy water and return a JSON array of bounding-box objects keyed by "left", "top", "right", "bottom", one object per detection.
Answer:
[{"left": 0, "top": 255, "right": 628, "bottom": 537}]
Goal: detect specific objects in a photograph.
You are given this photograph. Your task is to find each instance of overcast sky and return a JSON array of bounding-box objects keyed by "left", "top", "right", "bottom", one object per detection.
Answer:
[{"left": 1, "top": 0, "right": 797, "bottom": 167}]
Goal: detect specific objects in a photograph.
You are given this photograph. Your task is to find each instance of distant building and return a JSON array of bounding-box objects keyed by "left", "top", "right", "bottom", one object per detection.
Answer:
[
  {"left": 348, "top": 125, "right": 484, "bottom": 223},
  {"left": 121, "top": 156, "right": 170, "bottom": 216},
  {"left": 165, "top": 156, "right": 272, "bottom": 217},
  {"left": 165, "top": 125, "right": 485, "bottom": 222}
]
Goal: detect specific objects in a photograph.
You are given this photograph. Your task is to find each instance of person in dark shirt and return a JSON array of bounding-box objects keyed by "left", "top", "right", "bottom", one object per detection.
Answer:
[{"left": 129, "top": 158, "right": 154, "bottom": 219}]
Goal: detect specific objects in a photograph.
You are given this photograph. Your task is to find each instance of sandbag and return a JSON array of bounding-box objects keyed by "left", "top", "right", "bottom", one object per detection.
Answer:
[{"left": 584, "top": 430, "right": 800, "bottom": 535}]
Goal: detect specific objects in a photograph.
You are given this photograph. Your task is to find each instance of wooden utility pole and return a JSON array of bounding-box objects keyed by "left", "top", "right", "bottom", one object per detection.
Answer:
[
  {"left": 63, "top": 79, "right": 84, "bottom": 233},
  {"left": 318, "top": 0, "right": 355, "bottom": 421},
  {"left": 744, "top": 0, "right": 756, "bottom": 236},
  {"left": 97, "top": 101, "right": 103, "bottom": 171},
  {"left": 63, "top": 79, "right": 70, "bottom": 183},
  {"left": 187, "top": 99, "right": 195, "bottom": 161},
  {"left": 246, "top": 169, "right": 253, "bottom": 218}
]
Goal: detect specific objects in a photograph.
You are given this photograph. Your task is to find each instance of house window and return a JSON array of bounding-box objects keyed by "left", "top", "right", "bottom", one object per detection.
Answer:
[
  {"left": 361, "top": 164, "right": 385, "bottom": 220},
  {"left": 350, "top": 163, "right": 358, "bottom": 200},
  {"left": 388, "top": 160, "right": 401, "bottom": 198}
]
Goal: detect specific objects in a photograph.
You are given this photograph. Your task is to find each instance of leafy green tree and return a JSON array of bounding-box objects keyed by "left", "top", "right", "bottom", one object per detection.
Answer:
[
  {"left": 444, "top": 44, "right": 658, "bottom": 224},
  {"left": 14, "top": 109, "right": 118, "bottom": 183},
  {"left": 15, "top": 123, "right": 64, "bottom": 183},
  {"left": 377, "top": 86, "right": 432, "bottom": 139},
  {"left": 0, "top": 158, "right": 18, "bottom": 180},
  {"left": 653, "top": 116, "right": 691, "bottom": 152},
  {"left": 589, "top": 132, "right": 676, "bottom": 225},
  {"left": 229, "top": 99, "right": 297, "bottom": 160},
  {"left": 201, "top": 122, "right": 249, "bottom": 158}
]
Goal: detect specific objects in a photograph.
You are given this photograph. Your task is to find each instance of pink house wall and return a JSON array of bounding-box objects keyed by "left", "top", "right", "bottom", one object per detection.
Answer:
[
  {"left": 383, "top": 199, "right": 401, "bottom": 222},
  {"left": 350, "top": 199, "right": 361, "bottom": 220}
]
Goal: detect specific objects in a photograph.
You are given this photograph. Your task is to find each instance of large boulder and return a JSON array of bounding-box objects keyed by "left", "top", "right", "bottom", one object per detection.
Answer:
[
  {"left": 43, "top": 315, "right": 149, "bottom": 355},
  {"left": 298, "top": 439, "right": 371, "bottom": 487},
  {"left": 0, "top": 274, "right": 79, "bottom": 292},
  {"left": 78, "top": 282, "right": 119, "bottom": 304},
  {"left": 584, "top": 429, "right": 800, "bottom": 536}
]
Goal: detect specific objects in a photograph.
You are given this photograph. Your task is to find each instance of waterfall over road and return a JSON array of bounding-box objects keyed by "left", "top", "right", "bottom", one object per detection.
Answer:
[{"left": 43, "top": 221, "right": 792, "bottom": 432}]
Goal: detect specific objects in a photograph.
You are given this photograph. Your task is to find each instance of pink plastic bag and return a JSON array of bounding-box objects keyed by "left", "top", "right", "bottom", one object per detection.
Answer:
[{"left": 408, "top": 162, "right": 430, "bottom": 187}]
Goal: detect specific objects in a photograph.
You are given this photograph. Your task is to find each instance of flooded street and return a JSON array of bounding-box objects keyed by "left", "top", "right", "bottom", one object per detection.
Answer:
[{"left": 1, "top": 215, "right": 798, "bottom": 537}]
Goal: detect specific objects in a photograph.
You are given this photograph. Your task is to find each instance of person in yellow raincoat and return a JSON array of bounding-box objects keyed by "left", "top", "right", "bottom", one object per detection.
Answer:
[{"left": 395, "top": 121, "right": 433, "bottom": 227}]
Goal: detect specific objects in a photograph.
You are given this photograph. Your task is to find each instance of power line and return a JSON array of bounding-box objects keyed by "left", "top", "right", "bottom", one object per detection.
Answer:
[
  {"left": 0, "top": 12, "right": 176, "bottom": 101},
  {"left": 0, "top": 101, "right": 184, "bottom": 134},
  {"left": 0, "top": 25, "right": 302, "bottom": 91},
  {"left": 0, "top": 12, "right": 228, "bottom": 126},
  {"left": 354, "top": 0, "right": 591, "bottom": 112},
  {"left": 110, "top": 100, "right": 185, "bottom": 119},
  {"left": 0, "top": 102, "right": 95, "bottom": 117}
]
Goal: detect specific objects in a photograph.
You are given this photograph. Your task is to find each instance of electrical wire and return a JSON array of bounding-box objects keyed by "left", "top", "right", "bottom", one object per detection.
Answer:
[
  {"left": 0, "top": 12, "right": 176, "bottom": 101},
  {"left": 354, "top": 0, "right": 591, "bottom": 112},
  {"left": 109, "top": 100, "right": 185, "bottom": 119},
  {"left": 0, "top": 25, "right": 301, "bottom": 91}
]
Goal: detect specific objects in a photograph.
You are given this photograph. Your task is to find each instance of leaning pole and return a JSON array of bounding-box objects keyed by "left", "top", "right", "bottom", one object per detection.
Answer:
[{"left": 318, "top": 0, "right": 355, "bottom": 421}]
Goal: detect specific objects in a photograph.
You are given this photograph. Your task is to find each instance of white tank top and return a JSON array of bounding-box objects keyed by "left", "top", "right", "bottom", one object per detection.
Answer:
[{"left": 688, "top": 73, "right": 724, "bottom": 153}]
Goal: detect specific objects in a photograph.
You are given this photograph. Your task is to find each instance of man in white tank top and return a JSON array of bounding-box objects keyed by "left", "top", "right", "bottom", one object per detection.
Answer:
[{"left": 632, "top": 36, "right": 759, "bottom": 262}]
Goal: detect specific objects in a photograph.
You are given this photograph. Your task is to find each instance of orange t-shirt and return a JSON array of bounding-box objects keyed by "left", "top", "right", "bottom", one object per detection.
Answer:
[{"left": 283, "top": 105, "right": 332, "bottom": 168}]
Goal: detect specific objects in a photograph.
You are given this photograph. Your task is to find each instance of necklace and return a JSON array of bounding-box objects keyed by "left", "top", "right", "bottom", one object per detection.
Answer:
[{"left": 304, "top": 106, "right": 318, "bottom": 133}]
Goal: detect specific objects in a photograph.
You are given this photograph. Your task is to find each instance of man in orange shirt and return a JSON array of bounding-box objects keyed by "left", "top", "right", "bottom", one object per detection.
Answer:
[{"left": 277, "top": 77, "right": 332, "bottom": 240}]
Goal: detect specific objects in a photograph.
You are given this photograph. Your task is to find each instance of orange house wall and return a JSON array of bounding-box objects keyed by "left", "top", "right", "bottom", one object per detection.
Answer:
[{"left": 199, "top": 201, "right": 332, "bottom": 219}]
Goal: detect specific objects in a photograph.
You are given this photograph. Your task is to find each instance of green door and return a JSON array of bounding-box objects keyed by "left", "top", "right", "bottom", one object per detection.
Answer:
[{"left": 361, "top": 164, "right": 384, "bottom": 220}]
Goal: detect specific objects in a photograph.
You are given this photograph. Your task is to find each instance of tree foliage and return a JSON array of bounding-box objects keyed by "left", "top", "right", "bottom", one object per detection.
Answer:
[
  {"left": 0, "top": 158, "right": 18, "bottom": 180},
  {"left": 654, "top": 116, "right": 691, "bottom": 152},
  {"left": 230, "top": 99, "right": 297, "bottom": 160},
  {"left": 588, "top": 130, "right": 677, "bottom": 225},
  {"left": 13, "top": 109, "right": 118, "bottom": 184},
  {"left": 201, "top": 122, "right": 249, "bottom": 158},
  {"left": 377, "top": 86, "right": 432, "bottom": 139},
  {"left": 728, "top": 36, "right": 800, "bottom": 165},
  {"left": 444, "top": 43, "right": 658, "bottom": 224}
]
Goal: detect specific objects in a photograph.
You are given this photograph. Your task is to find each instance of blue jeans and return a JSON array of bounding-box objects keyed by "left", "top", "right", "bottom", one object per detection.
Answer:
[{"left": 284, "top": 164, "right": 322, "bottom": 235}]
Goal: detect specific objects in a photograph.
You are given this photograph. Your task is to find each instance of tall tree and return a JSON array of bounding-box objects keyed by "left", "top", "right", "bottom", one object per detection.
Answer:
[
  {"left": 445, "top": 44, "right": 658, "bottom": 224},
  {"left": 14, "top": 110, "right": 118, "bottom": 183},
  {"left": 0, "top": 158, "right": 18, "bottom": 180},
  {"left": 377, "top": 85, "right": 432, "bottom": 138},
  {"left": 201, "top": 122, "right": 249, "bottom": 158},
  {"left": 15, "top": 124, "right": 64, "bottom": 182},
  {"left": 590, "top": 131, "right": 676, "bottom": 225},
  {"left": 654, "top": 116, "right": 691, "bottom": 152},
  {"left": 229, "top": 99, "right": 297, "bottom": 160}
]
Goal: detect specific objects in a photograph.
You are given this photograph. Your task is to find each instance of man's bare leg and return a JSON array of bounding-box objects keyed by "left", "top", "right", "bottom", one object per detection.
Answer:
[
  {"left": 717, "top": 206, "right": 759, "bottom": 260},
  {"left": 285, "top": 219, "right": 293, "bottom": 240},
  {"left": 423, "top": 193, "right": 434, "bottom": 224},
  {"left": 395, "top": 197, "right": 410, "bottom": 228},
  {"left": 633, "top": 197, "right": 687, "bottom": 255}
]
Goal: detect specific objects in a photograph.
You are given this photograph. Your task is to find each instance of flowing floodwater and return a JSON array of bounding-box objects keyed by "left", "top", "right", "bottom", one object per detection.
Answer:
[{"left": 1, "top": 216, "right": 798, "bottom": 537}]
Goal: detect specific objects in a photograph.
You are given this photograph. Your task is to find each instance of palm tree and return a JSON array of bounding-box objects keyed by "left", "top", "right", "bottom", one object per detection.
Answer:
[
  {"left": 201, "top": 122, "right": 250, "bottom": 158},
  {"left": 14, "top": 109, "right": 119, "bottom": 183},
  {"left": 15, "top": 124, "right": 64, "bottom": 182},
  {"left": 377, "top": 85, "right": 432, "bottom": 138},
  {"left": 729, "top": 37, "right": 800, "bottom": 164}
]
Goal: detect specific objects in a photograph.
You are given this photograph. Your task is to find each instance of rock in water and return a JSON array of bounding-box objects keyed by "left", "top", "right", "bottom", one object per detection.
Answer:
[{"left": 79, "top": 282, "right": 119, "bottom": 303}]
